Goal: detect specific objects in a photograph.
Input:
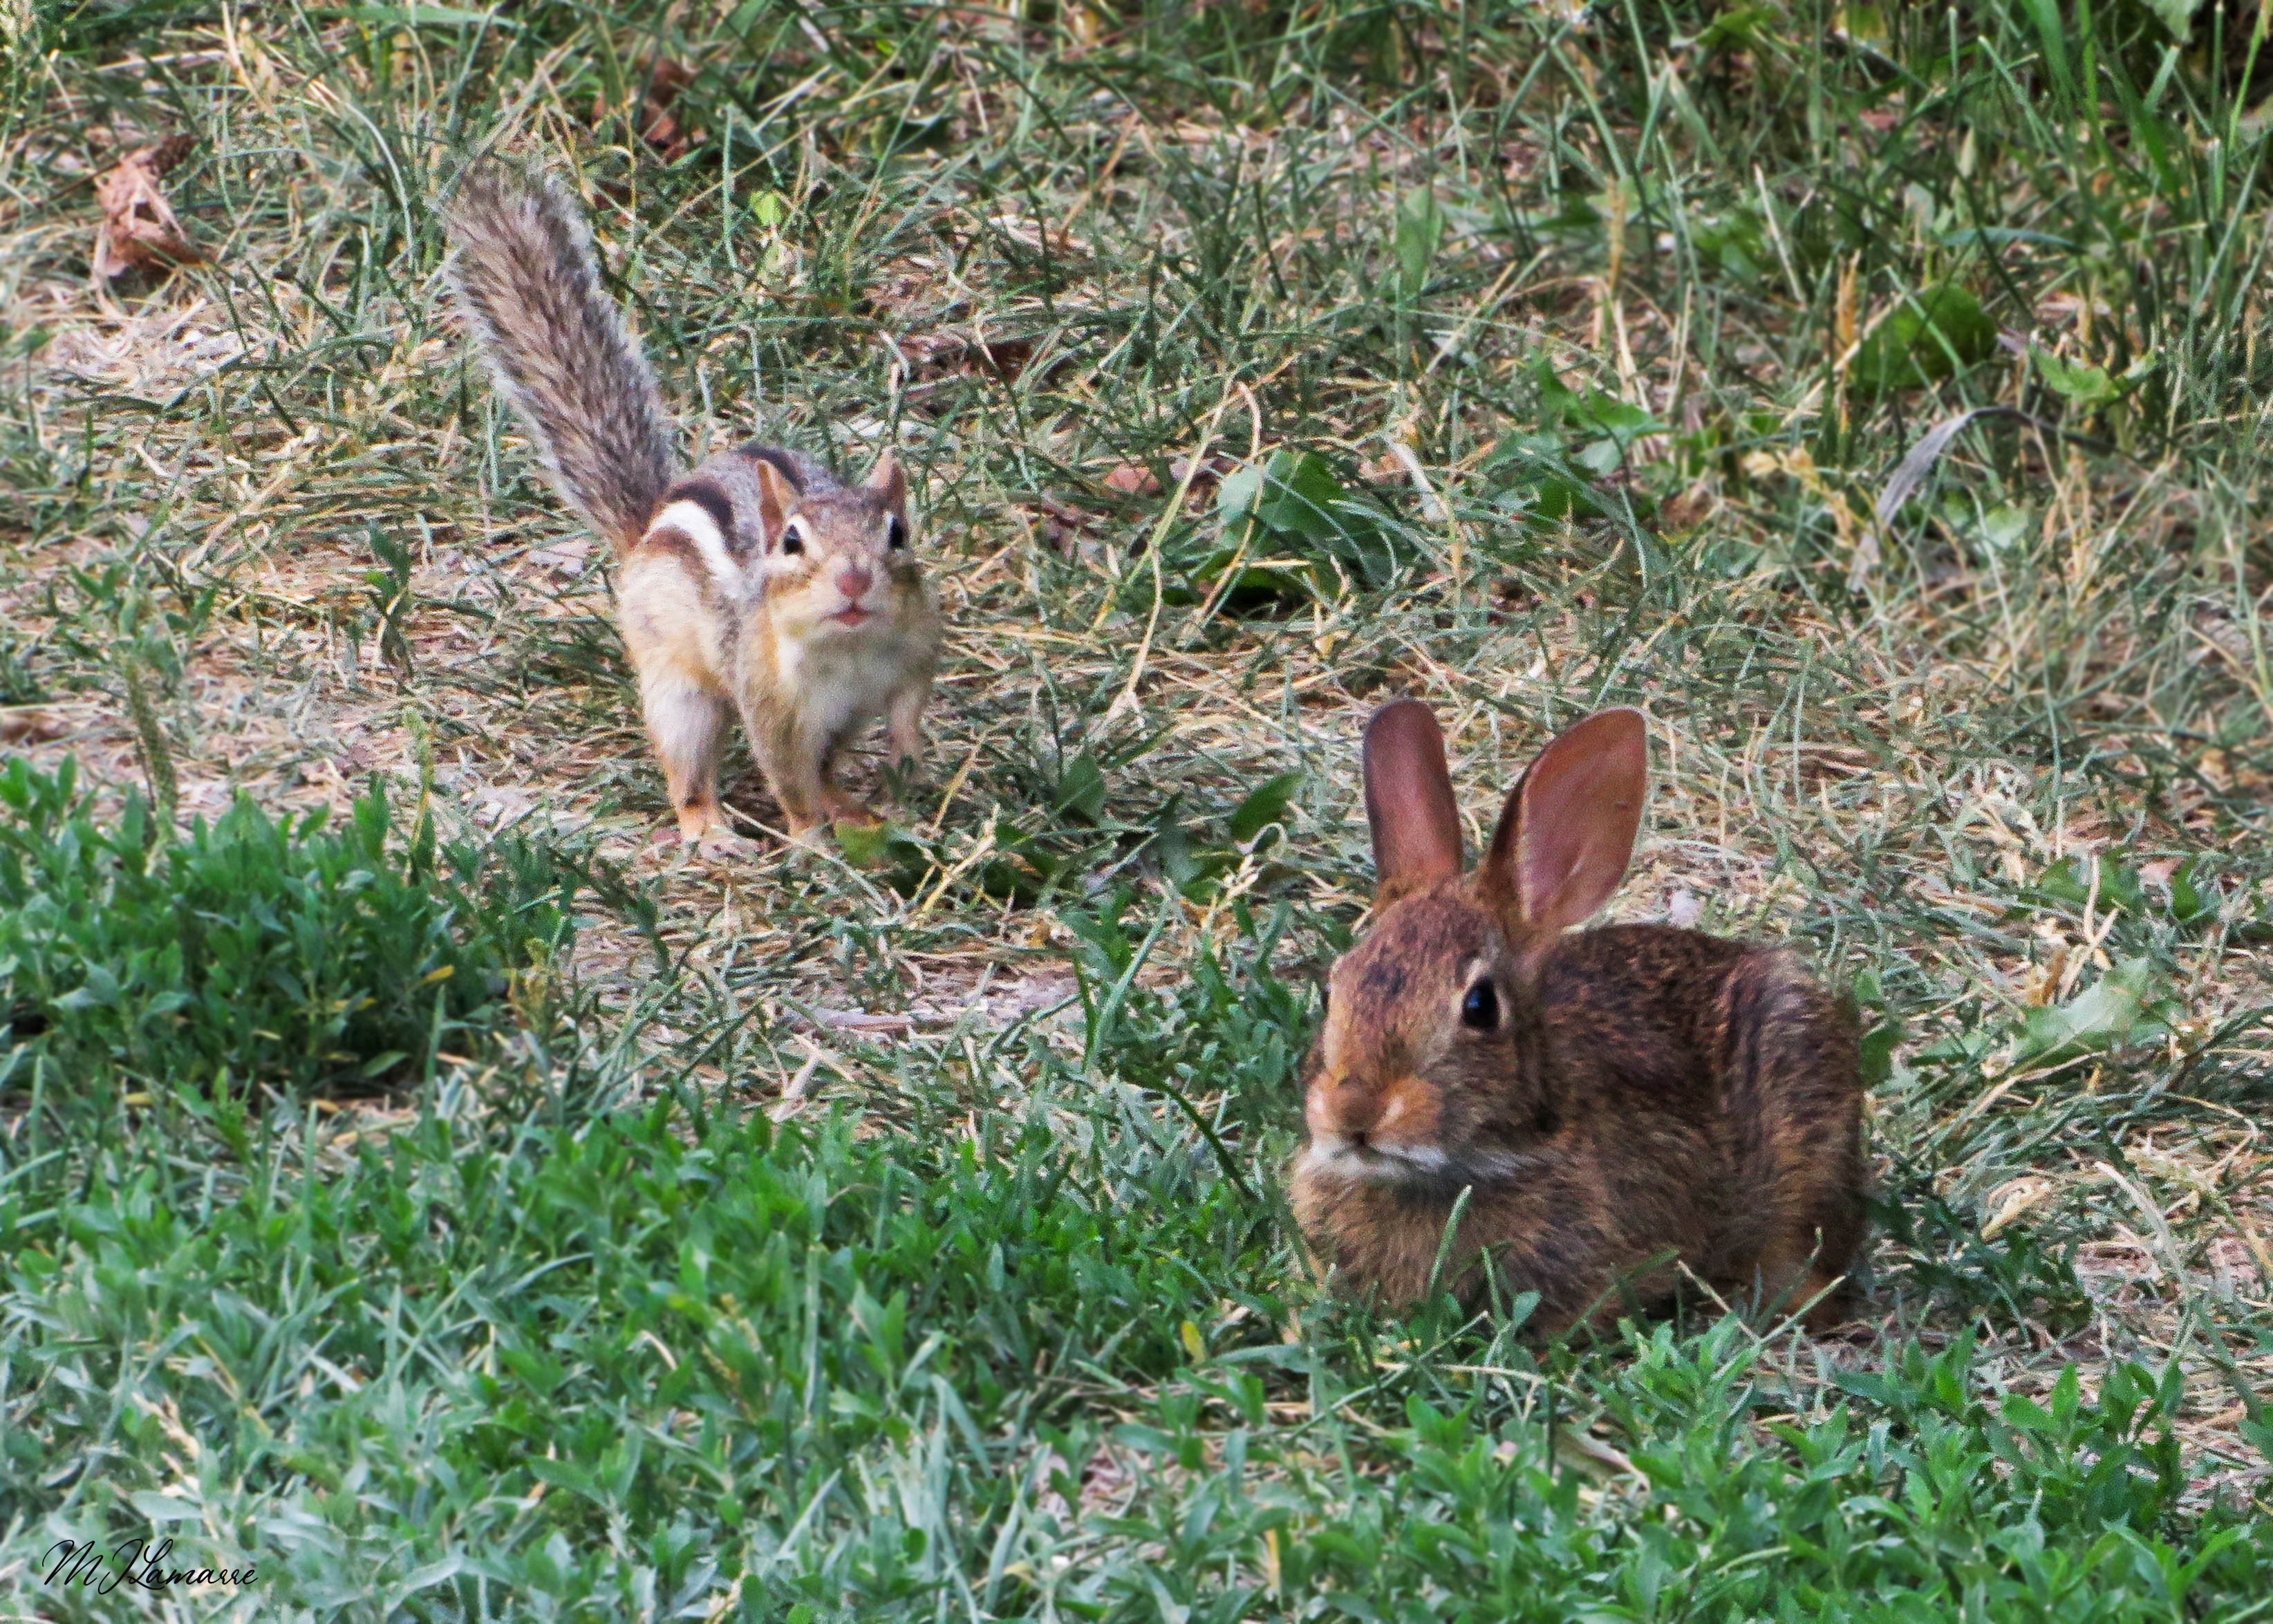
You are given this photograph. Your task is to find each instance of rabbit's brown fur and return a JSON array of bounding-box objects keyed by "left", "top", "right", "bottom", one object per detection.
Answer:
[{"left": 1289, "top": 703, "right": 1867, "bottom": 1336}]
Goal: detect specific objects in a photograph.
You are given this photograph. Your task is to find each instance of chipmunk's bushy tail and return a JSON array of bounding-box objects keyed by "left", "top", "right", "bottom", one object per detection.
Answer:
[{"left": 443, "top": 162, "right": 677, "bottom": 552}]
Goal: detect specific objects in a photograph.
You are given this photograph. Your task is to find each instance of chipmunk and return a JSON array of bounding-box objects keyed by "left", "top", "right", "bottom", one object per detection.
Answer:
[{"left": 442, "top": 162, "right": 941, "bottom": 852}]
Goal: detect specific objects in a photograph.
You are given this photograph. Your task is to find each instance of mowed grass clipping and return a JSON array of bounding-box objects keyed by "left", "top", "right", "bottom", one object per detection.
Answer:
[{"left": 3, "top": 0, "right": 2273, "bottom": 1617}]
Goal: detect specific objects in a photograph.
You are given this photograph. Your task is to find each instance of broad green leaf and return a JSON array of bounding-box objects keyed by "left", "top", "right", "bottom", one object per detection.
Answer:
[
  {"left": 1698, "top": 4, "right": 1782, "bottom": 50},
  {"left": 1394, "top": 187, "right": 1443, "bottom": 301},
  {"left": 1226, "top": 772, "right": 1302, "bottom": 846},
  {"left": 1836, "top": 5, "right": 1889, "bottom": 46},
  {"left": 1054, "top": 752, "right": 1107, "bottom": 825},
  {"left": 1205, "top": 449, "right": 1405, "bottom": 601},
  {"left": 2028, "top": 854, "right": 2146, "bottom": 917},
  {"left": 1980, "top": 505, "right": 2030, "bottom": 552},
  {"left": 1859, "top": 1021, "right": 1902, "bottom": 1088},
  {"left": 346, "top": 3, "right": 515, "bottom": 26},
  {"left": 1214, "top": 461, "right": 1265, "bottom": 524},
  {"left": 1853, "top": 285, "right": 1997, "bottom": 392},
  {"left": 2014, "top": 960, "right": 2167, "bottom": 1067},
  {"left": 2139, "top": 0, "right": 2192, "bottom": 39},
  {"left": 833, "top": 821, "right": 895, "bottom": 866},
  {"left": 131, "top": 1491, "right": 206, "bottom": 1522},
  {"left": 2168, "top": 856, "right": 2215, "bottom": 924},
  {"left": 2033, "top": 347, "right": 2120, "bottom": 409},
  {"left": 1689, "top": 210, "right": 1768, "bottom": 280},
  {"left": 1251, "top": 449, "right": 1356, "bottom": 545}
]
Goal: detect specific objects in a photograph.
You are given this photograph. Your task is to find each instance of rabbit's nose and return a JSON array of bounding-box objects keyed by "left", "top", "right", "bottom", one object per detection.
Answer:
[{"left": 1309, "top": 1076, "right": 1381, "bottom": 1141}]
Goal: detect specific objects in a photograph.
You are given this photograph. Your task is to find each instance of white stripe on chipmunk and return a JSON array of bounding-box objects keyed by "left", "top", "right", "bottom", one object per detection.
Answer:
[{"left": 648, "top": 500, "right": 739, "bottom": 584}]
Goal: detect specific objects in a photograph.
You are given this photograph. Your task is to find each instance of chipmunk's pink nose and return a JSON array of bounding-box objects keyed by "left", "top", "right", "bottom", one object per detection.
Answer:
[{"left": 836, "top": 566, "right": 874, "bottom": 600}]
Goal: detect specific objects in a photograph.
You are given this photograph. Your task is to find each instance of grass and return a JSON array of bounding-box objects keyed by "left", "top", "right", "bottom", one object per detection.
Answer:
[
  {"left": 0, "top": 758, "right": 584, "bottom": 1102},
  {"left": 3, "top": 0, "right": 2273, "bottom": 1616}
]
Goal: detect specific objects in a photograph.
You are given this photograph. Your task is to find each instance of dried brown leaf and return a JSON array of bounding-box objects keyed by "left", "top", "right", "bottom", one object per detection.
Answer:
[
  {"left": 91, "top": 137, "right": 203, "bottom": 281},
  {"left": 0, "top": 710, "right": 71, "bottom": 745},
  {"left": 1102, "top": 463, "right": 1160, "bottom": 496},
  {"left": 639, "top": 59, "right": 700, "bottom": 160},
  {"left": 591, "top": 60, "right": 704, "bottom": 160}
]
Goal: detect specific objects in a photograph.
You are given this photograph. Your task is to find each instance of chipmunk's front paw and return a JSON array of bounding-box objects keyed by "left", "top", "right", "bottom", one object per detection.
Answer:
[
  {"left": 691, "top": 828, "right": 759, "bottom": 861},
  {"left": 662, "top": 805, "right": 757, "bottom": 861}
]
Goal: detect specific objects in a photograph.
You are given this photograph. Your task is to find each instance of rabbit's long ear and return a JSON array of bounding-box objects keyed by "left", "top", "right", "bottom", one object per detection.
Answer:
[
  {"left": 1481, "top": 709, "right": 1647, "bottom": 931},
  {"left": 1363, "top": 700, "right": 1465, "bottom": 904}
]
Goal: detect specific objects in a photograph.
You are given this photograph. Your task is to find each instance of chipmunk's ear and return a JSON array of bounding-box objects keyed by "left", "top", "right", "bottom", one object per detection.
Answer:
[
  {"left": 865, "top": 447, "right": 907, "bottom": 511},
  {"left": 754, "top": 459, "right": 798, "bottom": 550}
]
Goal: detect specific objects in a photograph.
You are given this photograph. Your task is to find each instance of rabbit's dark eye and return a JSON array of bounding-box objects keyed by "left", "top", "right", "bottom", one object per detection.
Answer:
[
  {"left": 1460, "top": 978, "right": 1499, "bottom": 1031},
  {"left": 885, "top": 515, "right": 907, "bottom": 550},
  {"left": 780, "top": 523, "right": 805, "bottom": 556}
]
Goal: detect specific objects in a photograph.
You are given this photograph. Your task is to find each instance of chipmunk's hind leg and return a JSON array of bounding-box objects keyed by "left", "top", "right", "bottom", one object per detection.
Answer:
[{"left": 642, "top": 675, "right": 741, "bottom": 853}]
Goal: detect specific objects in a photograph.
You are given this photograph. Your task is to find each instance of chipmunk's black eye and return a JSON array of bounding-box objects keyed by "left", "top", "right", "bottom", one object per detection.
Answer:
[
  {"left": 780, "top": 523, "right": 805, "bottom": 556},
  {"left": 885, "top": 515, "right": 906, "bottom": 550},
  {"left": 1460, "top": 978, "right": 1499, "bottom": 1032}
]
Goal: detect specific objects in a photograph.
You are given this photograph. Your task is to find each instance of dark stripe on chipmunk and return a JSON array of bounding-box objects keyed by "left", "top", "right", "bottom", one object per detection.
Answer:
[
  {"left": 637, "top": 526, "right": 706, "bottom": 569},
  {"left": 664, "top": 479, "right": 738, "bottom": 546},
  {"left": 731, "top": 444, "right": 812, "bottom": 492}
]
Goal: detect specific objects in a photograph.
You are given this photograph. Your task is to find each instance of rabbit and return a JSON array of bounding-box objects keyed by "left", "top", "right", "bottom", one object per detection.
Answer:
[{"left": 1288, "top": 700, "right": 1867, "bottom": 1336}]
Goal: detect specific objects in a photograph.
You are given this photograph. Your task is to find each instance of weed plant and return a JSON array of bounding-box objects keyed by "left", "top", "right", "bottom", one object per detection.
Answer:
[{"left": 0, "top": 757, "right": 579, "bottom": 1099}]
